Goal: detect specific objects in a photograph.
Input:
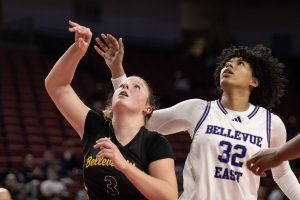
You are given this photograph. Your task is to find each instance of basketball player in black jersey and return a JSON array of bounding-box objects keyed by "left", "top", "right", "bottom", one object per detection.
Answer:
[{"left": 45, "top": 20, "right": 178, "bottom": 200}]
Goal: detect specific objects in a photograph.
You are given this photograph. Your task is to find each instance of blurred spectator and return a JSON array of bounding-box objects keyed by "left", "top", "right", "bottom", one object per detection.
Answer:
[
  {"left": 40, "top": 150, "right": 61, "bottom": 177},
  {"left": 173, "top": 70, "right": 191, "bottom": 92},
  {"left": 59, "top": 140, "right": 83, "bottom": 178},
  {"left": 40, "top": 167, "right": 69, "bottom": 199},
  {"left": 18, "top": 153, "right": 43, "bottom": 200},
  {"left": 268, "top": 188, "right": 287, "bottom": 200},
  {"left": 18, "top": 153, "right": 43, "bottom": 183},
  {"left": 76, "top": 189, "right": 88, "bottom": 200},
  {"left": 0, "top": 188, "right": 12, "bottom": 200},
  {"left": 3, "top": 173, "right": 26, "bottom": 200}
]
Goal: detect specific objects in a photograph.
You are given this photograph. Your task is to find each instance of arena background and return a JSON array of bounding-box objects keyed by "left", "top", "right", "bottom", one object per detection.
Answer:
[{"left": 0, "top": 0, "right": 300, "bottom": 199}]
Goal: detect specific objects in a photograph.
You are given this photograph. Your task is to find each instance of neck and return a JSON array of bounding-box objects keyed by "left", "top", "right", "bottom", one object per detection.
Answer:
[
  {"left": 112, "top": 111, "right": 144, "bottom": 146},
  {"left": 221, "top": 90, "right": 251, "bottom": 111}
]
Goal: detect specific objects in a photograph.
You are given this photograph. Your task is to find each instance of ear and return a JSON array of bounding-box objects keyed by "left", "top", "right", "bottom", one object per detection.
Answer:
[
  {"left": 250, "top": 77, "right": 259, "bottom": 88},
  {"left": 143, "top": 105, "right": 153, "bottom": 115}
]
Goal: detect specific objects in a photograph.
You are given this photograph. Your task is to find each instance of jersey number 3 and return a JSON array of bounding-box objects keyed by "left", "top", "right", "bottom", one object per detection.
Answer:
[
  {"left": 104, "top": 176, "right": 119, "bottom": 196},
  {"left": 218, "top": 140, "right": 247, "bottom": 167}
]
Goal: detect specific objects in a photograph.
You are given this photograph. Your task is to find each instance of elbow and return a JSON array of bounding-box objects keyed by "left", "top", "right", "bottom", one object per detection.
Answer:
[
  {"left": 169, "top": 190, "right": 179, "bottom": 200},
  {"left": 44, "top": 76, "right": 53, "bottom": 95},
  {"left": 159, "top": 189, "right": 178, "bottom": 200}
]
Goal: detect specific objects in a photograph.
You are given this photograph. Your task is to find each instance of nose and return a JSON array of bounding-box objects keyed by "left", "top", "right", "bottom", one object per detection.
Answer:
[
  {"left": 122, "top": 83, "right": 129, "bottom": 89},
  {"left": 224, "top": 62, "right": 233, "bottom": 69}
]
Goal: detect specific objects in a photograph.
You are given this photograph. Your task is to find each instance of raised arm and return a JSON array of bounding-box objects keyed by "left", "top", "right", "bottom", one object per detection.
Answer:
[{"left": 45, "top": 21, "right": 92, "bottom": 139}]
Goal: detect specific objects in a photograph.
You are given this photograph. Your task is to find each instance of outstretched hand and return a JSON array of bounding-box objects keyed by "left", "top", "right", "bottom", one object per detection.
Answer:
[
  {"left": 246, "top": 148, "right": 282, "bottom": 176},
  {"left": 68, "top": 20, "right": 92, "bottom": 53},
  {"left": 94, "top": 34, "right": 124, "bottom": 73}
]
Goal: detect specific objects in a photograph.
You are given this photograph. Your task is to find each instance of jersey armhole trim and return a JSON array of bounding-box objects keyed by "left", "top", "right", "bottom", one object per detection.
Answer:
[
  {"left": 266, "top": 111, "right": 271, "bottom": 147},
  {"left": 192, "top": 101, "right": 211, "bottom": 140}
]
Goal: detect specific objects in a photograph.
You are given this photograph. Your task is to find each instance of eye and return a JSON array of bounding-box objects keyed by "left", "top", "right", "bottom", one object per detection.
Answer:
[
  {"left": 134, "top": 84, "right": 141, "bottom": 89},
  {"left": 237, "top": 60, "right": 245, "bottom": 66}
]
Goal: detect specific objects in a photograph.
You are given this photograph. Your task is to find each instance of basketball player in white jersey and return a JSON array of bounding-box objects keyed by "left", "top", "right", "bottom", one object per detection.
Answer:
[{"left": 94, "top": 34, "right": 300, "bottom": 199}]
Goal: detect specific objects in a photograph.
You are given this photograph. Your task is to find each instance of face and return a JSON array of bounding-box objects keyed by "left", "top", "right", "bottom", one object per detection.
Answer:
[
  {"left": 220, "top": 57, "right": 259, "bottom": 91},
  {"left": 112, "top": 76, "right": 151, "bottom": 116}
]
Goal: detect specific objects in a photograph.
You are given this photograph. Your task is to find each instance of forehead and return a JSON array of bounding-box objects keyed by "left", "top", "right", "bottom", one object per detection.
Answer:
[
  {"left": 227, "top": 57, "right": 249, "bottom": 63},
  {"left": 122, "top": 77, "right": 147, "bottom": 87}
]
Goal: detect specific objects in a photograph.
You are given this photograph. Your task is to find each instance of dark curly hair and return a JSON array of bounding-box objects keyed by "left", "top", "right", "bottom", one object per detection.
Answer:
[{"left": 214, "top": 44, "right": 287, "bottom": 110}]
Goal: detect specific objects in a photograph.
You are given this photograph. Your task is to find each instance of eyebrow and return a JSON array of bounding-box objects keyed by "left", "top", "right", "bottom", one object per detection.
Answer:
[
  {"left": 228, "top": 57, "right": 245, "bottom": 63},
  {"left": 122, "top": 79, "right": 146, "bottom": 89}
]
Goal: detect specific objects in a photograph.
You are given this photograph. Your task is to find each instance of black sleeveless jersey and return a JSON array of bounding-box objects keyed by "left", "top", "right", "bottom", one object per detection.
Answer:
[{"left": 82, "top": 110, "right": 175, "bottom": 200}]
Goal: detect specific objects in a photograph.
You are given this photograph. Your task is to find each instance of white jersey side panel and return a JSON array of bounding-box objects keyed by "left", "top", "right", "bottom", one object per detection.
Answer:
[{"left": 180, "top": 100, "right": 270, "bottom": 200}]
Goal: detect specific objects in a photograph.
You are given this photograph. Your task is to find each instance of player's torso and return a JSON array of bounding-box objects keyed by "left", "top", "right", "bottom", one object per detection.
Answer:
[
  {"left": 181, "top": 100, "right": 270, "bottom": 200},
  {"left": 83, "top": 126, "right": 148, "bottom": 200}
]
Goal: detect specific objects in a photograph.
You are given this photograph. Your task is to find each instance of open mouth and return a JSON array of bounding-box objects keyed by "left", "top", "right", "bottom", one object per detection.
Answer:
[
  {"left": 119, "top": 91, "right": 128, "bottom": 97},
  {"left": 223, "top": 69, "right": 233, "bottom": 75}
]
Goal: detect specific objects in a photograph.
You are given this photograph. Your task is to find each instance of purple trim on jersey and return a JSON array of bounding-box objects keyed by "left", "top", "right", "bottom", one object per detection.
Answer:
[
  {"left": 193, "top": 101, "right": 211, "bottom": 140},
  {"left": 247, "top": 106, "right": 259, "bottom": 119},
  {"left": 266, "top": 111, "right": 271, "bottom": 147},
  {"left": 217, "top": 99, "right": 227, "bottom": 115}
]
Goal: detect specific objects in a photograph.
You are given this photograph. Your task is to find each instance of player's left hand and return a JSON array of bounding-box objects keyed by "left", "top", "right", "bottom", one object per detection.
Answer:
[
  {"left": 94, "top": 34, "right": 124, "bottom": 72},
  {"left": 246, "top": 148, "right": 281, "bottom": 176},
  {"left": 94, "top": 137, "right": 128, "bottom": 171}
]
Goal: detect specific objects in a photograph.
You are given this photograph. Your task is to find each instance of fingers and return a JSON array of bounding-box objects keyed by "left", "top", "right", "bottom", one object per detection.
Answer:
[
  {"left": 101, "top": 34, "right": 119, "bottom": 50},
  {"left": 107, "top": 34, "right": 119, "bottom": 51},
  {"left": 96, "top": 148, "right": 114, "bottom": 158},
  {"left": 247, "top": 159, "right": 267, "bottom": 177},
  {"left": 94, "top": 45, "right": 106, "bottom": 58},
  {"left": 94, "top": 138, "right": 115, "bottom": 158},
  {"left": 69, "top": 20, "right": 79, "bottom": 27},
  {"left": 119, "top": 38, "right": 124, "bottom": 54},
  {"left": 68, "top": 20, "right": 92, "bottom": 40},
  {"left": 94, "top": 137, "right": 112, "bottom": 148},
  {"left": 95, "top": 36, "right": 109, "bottom": 52},
  {"left": 94, "top": 34, "right": 122, "bottom": 60}
]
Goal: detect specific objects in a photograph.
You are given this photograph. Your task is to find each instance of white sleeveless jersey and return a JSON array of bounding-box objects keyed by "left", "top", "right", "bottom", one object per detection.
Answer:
[{"left": 180, "top": 100, "right": 271, "bottom": 200}]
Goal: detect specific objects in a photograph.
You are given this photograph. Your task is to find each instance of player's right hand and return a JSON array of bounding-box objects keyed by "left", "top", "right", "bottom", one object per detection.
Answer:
[{"left": 68, "top": 20, "right": 92, "bottom": 53}]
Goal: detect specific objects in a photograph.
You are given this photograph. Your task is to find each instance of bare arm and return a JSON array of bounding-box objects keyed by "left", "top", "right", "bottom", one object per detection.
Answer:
[
  {"left": 94, "top": 138, "right": 178, "bottom": 200},
  {"left": 247, "top": 133, "right": 300, "bottom": 174},
  {"left": 45, "top": 21, "right": 92, "bottom": 139},
  {"left": 269, "top": 116, "right": 300, "bottom": 199},
  {"left": 276, "top": 133, "right": 300, "bottom": 162}
]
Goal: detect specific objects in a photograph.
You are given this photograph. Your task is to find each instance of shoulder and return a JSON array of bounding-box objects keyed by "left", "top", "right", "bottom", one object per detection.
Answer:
[
  {"left": 270, "top": 113, "right": 285, "bottom": 129},
  {"left": 269, "top": 112, "right": 287, "bottom": 147},
  {"left": 83, "top": 110, "right": 107, "bottom": 138},
  {"left": 141, "top": 128, "right": 172, "bottom": 149},
  {"left": 142, "top": 128, "right": 169, "bottom": 143},
  {"left": 177, "top": 98, "right": 207, "bottom": 107},
  {"left": 168, "top": 98, "right": 209, "bottom": 115},
  {"left": 85, "top": 110, "right": 105, "bottom": 125},
  {"left": 141, "top": 128, "right": 175, "bottom": 162}
]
